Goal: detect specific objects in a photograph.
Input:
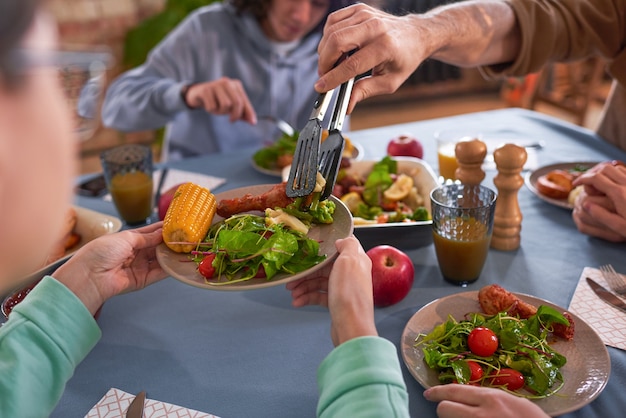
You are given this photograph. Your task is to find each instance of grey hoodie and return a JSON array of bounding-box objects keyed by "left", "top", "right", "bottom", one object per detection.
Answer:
[{"left": 102, "top": 3, "right": 335, "bottom": 160}]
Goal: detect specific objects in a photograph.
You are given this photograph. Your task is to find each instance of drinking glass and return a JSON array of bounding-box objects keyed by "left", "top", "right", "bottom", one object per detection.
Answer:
[
  {"left": 434, "top": 129, "right": 482, "bottom": 181},
  {"left": 101, "top": 145, "right": 154, "bottom": 226},
  {"left": 430, "top": 184, "right": 497, "bottom": 286}
]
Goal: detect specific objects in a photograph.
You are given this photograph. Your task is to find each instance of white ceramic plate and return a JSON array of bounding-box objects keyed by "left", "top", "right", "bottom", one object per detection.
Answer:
[
  {"left": 156, "top": 184, "right": 354, "bottom": 291},
  {"left": 525, "top": 162, "right": 598, "bottom": 209},
  {"left": 252, "top": 140, "right": 364, "bottom": 177},
  {"left": 282, "top": 157, "right": 439, "bottom": 250},
  {"left": 401, "top": 291, "right": 610, "bottom": 416}
]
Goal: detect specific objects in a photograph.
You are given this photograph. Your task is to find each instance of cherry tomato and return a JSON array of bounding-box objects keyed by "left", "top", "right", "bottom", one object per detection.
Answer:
[
  {"left": 488, "top": 368, "right": 525, "bottom": 391},
  {"left": 467, "top": 360, "right": 484, "bottom": 382},
  {"left": 254, "top": 264, "right": 266, "bottom": 278},
  {"left": 198, "top": 253, "right": 216, "bottom": 278},
  {"left": 467, "top": 327, "right": 498, "bottom": 357}
]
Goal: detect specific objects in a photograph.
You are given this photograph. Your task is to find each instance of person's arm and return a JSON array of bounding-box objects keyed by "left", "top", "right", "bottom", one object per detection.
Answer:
[
  {"left": 101, "top": 13, "right": 206, "bottom": 132},
  {"left": 0, "top": 277, "right": 101, "bottom": 417},
  {"left": 287, "top": 237, "right": 410, "bottom": 417},
  {"left": 315, "top": 1, "right": 520, "bottom": 113}
]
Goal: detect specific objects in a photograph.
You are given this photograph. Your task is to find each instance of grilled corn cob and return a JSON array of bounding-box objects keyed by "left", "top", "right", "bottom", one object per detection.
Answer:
[{"left": 163, "top": 183, "right": 216, "bottom": 253}]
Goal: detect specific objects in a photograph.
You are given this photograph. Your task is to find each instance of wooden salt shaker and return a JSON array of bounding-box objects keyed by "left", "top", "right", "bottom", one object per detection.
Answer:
[
  {"left": 455, "top": 138, "right": 487, "bottom": 185},
  {"left": 490, "top": 143, "right": 527, "bottom": 250}
]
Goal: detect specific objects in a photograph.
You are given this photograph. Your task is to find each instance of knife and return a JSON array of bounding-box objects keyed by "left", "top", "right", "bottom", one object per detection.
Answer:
[
  {"left": 586, "top": 277, "right": 626, "bottom": 313},
  {"left": 125, "top": 391, "right": 146, "bottom": 418}
]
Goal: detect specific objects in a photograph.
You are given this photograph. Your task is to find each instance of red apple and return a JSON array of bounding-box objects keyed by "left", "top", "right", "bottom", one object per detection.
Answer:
[
  {"left": 387, "top": 134, "right": 423, "bottom": 159},
  {"left": 366, "top": 245, "right": 415, "bottom": 307},
  {"left": 158, "top": 183, "right": 188, "bottom": 220}
]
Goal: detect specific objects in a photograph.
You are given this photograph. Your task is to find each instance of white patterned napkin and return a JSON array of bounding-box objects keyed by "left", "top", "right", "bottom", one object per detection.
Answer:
[
  {"left": 104, "top": 168, "right": 226, "bottom": 201},
  {"left": 568, "top": 267, "right": 626, "bottom": 351},
  {"left": 85, "top": 388, "right": 220, "bottom": 418}
]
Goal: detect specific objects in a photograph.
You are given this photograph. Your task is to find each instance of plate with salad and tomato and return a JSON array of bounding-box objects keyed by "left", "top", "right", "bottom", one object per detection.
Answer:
[
  {"left": 401, "top": 291, "right": 609, "bottom": 416},
  {"left": 156, "top": 184, "right": 354, "bottom": 291},
  {"left": 252, "top": 130, "right": 363, "bottom": 177}
]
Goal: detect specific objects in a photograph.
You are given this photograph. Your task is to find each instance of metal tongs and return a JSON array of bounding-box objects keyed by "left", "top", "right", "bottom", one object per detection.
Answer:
[
  {"left": 285, "top": 90, "right": 335, "bottom": 197},
  {"left": 317, "top": 77, "right": 355, "bottom": 200}
]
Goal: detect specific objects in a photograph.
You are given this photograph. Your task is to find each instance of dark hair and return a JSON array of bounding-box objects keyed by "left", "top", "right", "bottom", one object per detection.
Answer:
[
  {"left": 0, "top": 0, "right": 41, "bottom": 85},
  {"left": 229, "top": 0, "right": 358, "bottom": 34}
]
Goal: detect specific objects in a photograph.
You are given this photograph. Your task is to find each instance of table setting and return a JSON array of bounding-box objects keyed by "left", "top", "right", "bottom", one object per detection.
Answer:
[{"left": 45, "top": 108, "right": 626, "bottom": 418}]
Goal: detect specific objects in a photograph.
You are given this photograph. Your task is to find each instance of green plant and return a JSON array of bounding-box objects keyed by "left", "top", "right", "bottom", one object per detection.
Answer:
[{"left": 123, "top": 0, "right": 219, "bottom": 69}]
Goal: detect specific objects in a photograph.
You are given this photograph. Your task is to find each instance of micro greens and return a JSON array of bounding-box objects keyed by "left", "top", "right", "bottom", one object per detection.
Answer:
[{"left": 414, "top": 306, "right": 569, "bottom": 398}]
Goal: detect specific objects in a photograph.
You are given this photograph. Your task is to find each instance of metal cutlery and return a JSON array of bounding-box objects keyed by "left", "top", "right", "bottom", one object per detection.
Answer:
[
  {"left": 318, "top": 77, "right": 354, "bottom": 201},
  {"left": 154, "top": 168, "right": 169, "bottom": 208},
  {"left": 258, "top": 116, "right": 295, "bottom": 137},
  {"left": 285, "top": 90, "right": 335, "bottom": 198},
  {"left": 599, "top": 264, "right": 626, "bottom": 295},
  {"left": 586, "top": 277, "right": 626, "bottom": 313},
  {"left": 125, "top": 391, "right": 146, "bottom": 418}
]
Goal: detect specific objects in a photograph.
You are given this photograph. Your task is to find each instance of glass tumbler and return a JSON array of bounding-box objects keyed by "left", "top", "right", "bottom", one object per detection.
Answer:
[{"left": 430, "top": 184, "right": 497, "bottom": 286}]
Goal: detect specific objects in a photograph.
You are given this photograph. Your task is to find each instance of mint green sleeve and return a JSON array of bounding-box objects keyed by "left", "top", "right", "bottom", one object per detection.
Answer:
[
  {"left": 0, "top": 276, "right": 101, "bottom": 416},
  {"left": 317, "top": 336, "right": 410, "bottom": 418}
]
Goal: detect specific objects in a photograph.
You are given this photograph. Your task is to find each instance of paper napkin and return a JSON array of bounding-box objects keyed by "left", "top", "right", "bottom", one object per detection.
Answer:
[
  {"left": 568, "top": 267, "right": 626, "bottom": 351},
  {"left": 104, "top": 168, "right": 226, "bottom": 202},
  {"left": 85, "top": 388, "right": 220, "bottom": 418}
]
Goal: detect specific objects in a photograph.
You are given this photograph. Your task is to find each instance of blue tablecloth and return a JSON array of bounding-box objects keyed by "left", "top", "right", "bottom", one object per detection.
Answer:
[{"left": 53, "top": 109, "right": 626, "bottom": 417}]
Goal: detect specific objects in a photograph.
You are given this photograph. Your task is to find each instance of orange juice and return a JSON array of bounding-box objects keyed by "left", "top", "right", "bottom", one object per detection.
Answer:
[
  {"left": 432, "top": 217, "right": 491, "bottom": 284},
  {"left": 109, "top": 171, "right": 153, "bottom": 224},
  {"left": 437, "top": 142, "right": 458, "bottom": 180}
]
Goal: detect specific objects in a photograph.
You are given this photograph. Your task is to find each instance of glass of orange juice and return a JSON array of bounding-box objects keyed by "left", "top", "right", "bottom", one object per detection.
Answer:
[
  {"left": 101, "top": 145, "right": 154, "bottom": 226},
  {"left": 430, "top": 184, "right": 497, "bottom": 286},
  {"left": 435, "top": 129, "right": 482, "bottom": 181}
]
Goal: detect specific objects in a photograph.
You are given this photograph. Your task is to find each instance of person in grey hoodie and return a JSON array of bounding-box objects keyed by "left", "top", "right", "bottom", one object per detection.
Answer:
[{"left": 102, "top": 0, "right": 357, "bottom": 161}]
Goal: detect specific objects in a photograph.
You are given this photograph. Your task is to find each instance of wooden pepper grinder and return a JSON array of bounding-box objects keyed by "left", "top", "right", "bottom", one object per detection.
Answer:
[
  {"left": 454, "top": 138, "right": 487, "bottom": 185},
  {"left": 490, "top": 143, "right": 527, "bottom": 250}
]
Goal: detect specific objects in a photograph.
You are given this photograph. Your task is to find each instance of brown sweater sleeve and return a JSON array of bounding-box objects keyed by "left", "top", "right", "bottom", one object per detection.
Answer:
[{"left": 481, "top": 0, "right": 626, "bottom": 85}]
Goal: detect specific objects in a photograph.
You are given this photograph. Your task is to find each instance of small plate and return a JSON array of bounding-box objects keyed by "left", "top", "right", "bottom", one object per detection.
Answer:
[
  {"left": 252, "top": 140, "right": 364, "bottom": 177},
  {"left": 283, "top": 157, "right": 440, "bottom": 250},
  {"left": 525, "top": 161, "right": 598, "bottom": 209},
  {"left": 156, "top": 184, "right": 354, "bottom": 291},
  {"left": 401, "top": 291, "right": 610, "bottom": 416}
]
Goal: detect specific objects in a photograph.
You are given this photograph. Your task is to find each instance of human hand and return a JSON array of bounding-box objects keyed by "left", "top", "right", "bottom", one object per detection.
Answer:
[
  {"left": 571, "top": 161, "right": 626, "bottom": 242},
  {"left": 185, "top": 77, "right": 257, "bottom": 124},
  {"left": 285, "top": 235, "right": 378, "bottom": 346},
  {"left": 423, "top": 384, "right": 549, "bottom": 418},
  {"left": 51, "top": 222, "right": 168, "bottom": 315},
  {"left": 315, "top": 4, "right": 427, "bottom": 113}
]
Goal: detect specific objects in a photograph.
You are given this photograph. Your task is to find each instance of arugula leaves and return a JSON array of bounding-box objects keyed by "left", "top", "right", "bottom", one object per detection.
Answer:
[{"left": 416, "top": 307, "right": 569, "bottom": 398}]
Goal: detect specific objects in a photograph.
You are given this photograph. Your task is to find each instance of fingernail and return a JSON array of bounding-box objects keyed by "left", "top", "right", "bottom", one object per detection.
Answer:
[{"left": 315, "top": 79, "right": 326, "bottom": 91}]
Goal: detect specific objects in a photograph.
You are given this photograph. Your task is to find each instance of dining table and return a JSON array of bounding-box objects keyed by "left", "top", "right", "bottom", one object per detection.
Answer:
[{"left": 50, "top": 108, "right": 626, "bottom": 417}]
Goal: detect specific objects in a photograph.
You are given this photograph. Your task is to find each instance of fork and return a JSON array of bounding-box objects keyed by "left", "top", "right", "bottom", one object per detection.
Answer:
[
  {"left": 599, "top": 264, "right": 626, "bottom": 295},
  {"left": 318, "top": 77, "right": 355, "bottom": 201}
]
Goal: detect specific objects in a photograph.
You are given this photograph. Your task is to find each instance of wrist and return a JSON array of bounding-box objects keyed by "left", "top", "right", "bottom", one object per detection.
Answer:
[{"left": 180, "top": 83, "right": 195, "bottom": 109}]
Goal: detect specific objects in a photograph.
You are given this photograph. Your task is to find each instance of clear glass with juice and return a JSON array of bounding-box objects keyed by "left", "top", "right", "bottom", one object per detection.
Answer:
[
  {"left": 108, "top": 171, "right": 153, "bottom": 224},
  {"left": 430, "top": 184, "right": 497, "bottom": 286},
  {"left": 101, "top": 144, "right": 154, "bottom": 225},
  {"left": 435, "top": 130, "right": 482, "bottom": 181}
]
